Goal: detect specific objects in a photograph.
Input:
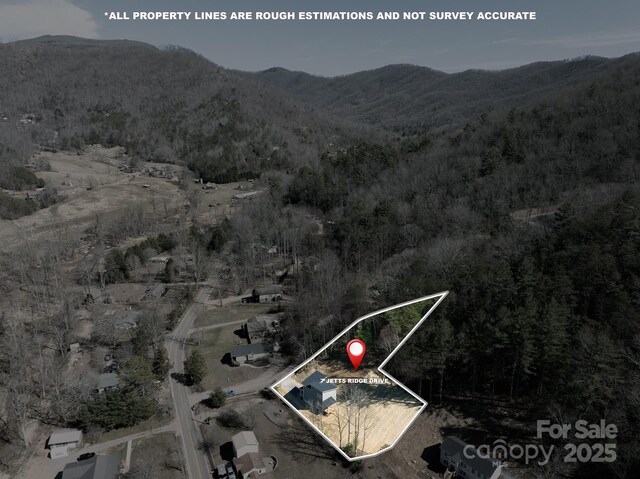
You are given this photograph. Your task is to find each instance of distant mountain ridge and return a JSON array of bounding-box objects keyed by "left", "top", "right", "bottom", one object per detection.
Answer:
[{"left": 247, "top": 53, "right": 640, "bottom": 130}]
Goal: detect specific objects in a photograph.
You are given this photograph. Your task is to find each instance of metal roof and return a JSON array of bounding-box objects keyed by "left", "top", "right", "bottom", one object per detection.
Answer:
[
  {"left": 97, "top": 373, "right": 119, "bottom": 390},
  {"left": 49, "top": 429, "right": 82, "bottom": 445},
  {"left": 253, "top": 285, "right": 282, "bottom": 295},
  {"left": 232, "top": 430, "right": 259, "bottom": 450},
  {"left": 231, "top": 343, "right": 269, "bottom": 358},
  {"left": 61, "top": 454, "right": 120, "bottom": 479},
  {"left": 302, "top": 370, "right": 336, "bottom": 392}
]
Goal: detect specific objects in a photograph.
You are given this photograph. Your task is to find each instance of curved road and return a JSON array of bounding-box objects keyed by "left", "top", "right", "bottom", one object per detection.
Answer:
[{"left": 166, "top": 287, "right": 212, "bottom": 479}]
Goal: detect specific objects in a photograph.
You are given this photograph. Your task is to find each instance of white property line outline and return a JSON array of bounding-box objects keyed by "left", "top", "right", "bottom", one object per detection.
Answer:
[{"left": 270, "top": 290, "right": 449, "bottom": 462}]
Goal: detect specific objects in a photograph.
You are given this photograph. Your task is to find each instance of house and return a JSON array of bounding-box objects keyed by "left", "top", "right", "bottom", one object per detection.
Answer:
[
  {"left": 149, "top": 255, "right": 171, "bottom": 264},
  {"left": 233, "top": 190, "right": 262, "bottom": 201},
  {"left": 96, "top": 373, "right": 119, "bottom": 393},
  {"left": 230, "top": 343, "right": 270, "bottom": 365},
  {"left": 440, "top": 436, "right": 503, "bottom": 479},
  {"left": 244, "top": 315, "right": 280, "bottom": 343},
  {"left": 114, "top": 311, "right": 140, "bottom": 330},
  {"left": 300, "top": 371, "right": 337, "bottom": 414},
  {"left": 145, "top": 283, "right": 167, "bottom": 300},
  {"left": 25, "top": 188, "right": 46, "bottom": 201},
  {"left": 48, "top": 429, "right": 83, "bottom": 459},
  {"left": 61, "top": 453, "right": 120, "bottom": 479},
  {"left": 232, "top": 431, "right": 260, "bottom": 458},
  {"left": 251, "top": 286, "right": 283, "bottom": 303},
  {"left": 233, "top": 452, "right": 267, "bottom": 478}
]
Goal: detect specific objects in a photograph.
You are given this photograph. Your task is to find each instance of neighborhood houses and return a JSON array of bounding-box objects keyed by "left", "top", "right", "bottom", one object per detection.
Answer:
[
  {"left": 440, "top": 436, "right": 503, "bottom": 479},
  {"left": 231, "top": 431, "right": 276, "bottom": 478}
]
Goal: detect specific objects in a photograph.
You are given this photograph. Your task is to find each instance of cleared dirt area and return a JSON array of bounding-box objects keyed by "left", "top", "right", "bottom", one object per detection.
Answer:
[{"left": 290, "top": 361, "right": 423, "bottom": 458}]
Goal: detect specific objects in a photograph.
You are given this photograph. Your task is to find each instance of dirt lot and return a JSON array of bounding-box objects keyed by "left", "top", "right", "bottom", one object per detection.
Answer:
[{"left": 291, "top": 361, "right": 423, "bottom": 458}]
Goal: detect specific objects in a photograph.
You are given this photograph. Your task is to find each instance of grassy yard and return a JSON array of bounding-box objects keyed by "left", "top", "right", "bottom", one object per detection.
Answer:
[
  {"left": 129, "top": 433, "right": 185, "bottom": 479},
  {"left": 187, "top": 325, "right": 269, "bottom": 391},
  {"left": 93, "top": 414, "right": 170, "bottom": 444},
  {"left": 194, "top": 302, "right": 274, "bottom": 328}
]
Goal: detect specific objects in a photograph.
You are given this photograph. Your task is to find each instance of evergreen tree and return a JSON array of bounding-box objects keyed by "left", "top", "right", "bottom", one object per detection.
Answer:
[
  {"left": 152, "top": 346, "right": 171, "bottom": 381},
  {"left": 185, "top": 349, "right": 206, "bottom": 385}
]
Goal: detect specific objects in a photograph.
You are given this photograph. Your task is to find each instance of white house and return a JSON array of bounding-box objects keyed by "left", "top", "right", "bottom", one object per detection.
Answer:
[
  {"left": 232, "top": 431, "right": 260, "bottom": 458},
  {"left": 440, "top": 436, "right": 503, "bottom": 479},
  {"left": 48, "top": 429, "right": 83, "bottom": 459},
  {"left": 230, "top": 343, "right": 270, "bottom": 365},
  {"left": 300, "top": 370, "right": 337, "bottom": 414},
  {"left": 251, "top": 286, "right": 283, "bottom": 302}
]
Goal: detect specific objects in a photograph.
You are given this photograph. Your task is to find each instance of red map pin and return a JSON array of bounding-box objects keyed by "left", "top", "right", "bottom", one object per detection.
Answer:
[{"left": 346, "top": 339, "right": 366, "bottom": 370}]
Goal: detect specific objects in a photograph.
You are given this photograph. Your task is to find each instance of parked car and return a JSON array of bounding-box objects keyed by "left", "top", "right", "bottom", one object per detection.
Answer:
[
  {"left": 225, "top": 390, "right": 235, "bottom": 397},
  {"left": 214, "top": 463, "right": 227, "bottom": 478},
  {"left": 225, "top": 464, "right": 236, "bottom": 479},
  {"left": 77, "top": 452, "right": 95, "bottom": 461}
]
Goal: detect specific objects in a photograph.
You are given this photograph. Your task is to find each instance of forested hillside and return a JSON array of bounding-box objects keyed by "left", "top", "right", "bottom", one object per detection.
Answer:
[
  {"left": 250, "top": 54, "right": 640, "bottom": 132},
  {"left": 234, "top": 54, "right": 640, "bottom": 478},
  {"left": 0, "top": 36, "right": 368, "bottom": 183},
  {"left": 0, "top": 36, "right": 639, "bottom": 478}
]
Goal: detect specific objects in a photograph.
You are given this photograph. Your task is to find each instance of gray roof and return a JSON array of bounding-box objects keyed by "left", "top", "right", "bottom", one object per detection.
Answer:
[
  {"left": 231, "top": 343, "right": 269, "bottom": 358},
  {"left": 145, "top": 283, "right": 167, "bottom": 299},
  {"left": 253, "top": 285, "right": 282, "bottom": 296},
  {"left": 323, "top": 396, "right": 337, "bottom": 408},
  {"left": 441, "top": 436, "right": 500, "bottom": 478},
  {"left": 97, "top": 373, "right": 119, "bottom": 390},
  {"left": 114, "top": 311, "right": 140, "bottom": 327},
  {"left": 49, "top": 429, "right": 82, "bottom": 445},
  {"left": 61, "top": 454, "right": 120, "bottom": 479},
  {"left": 302, "top": 371, "right": 336, "bottom": 392}
]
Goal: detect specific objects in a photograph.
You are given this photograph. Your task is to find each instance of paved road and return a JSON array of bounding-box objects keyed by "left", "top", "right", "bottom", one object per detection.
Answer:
[{"left": 166, "top": 287, "right": 213, "bottom": 479}]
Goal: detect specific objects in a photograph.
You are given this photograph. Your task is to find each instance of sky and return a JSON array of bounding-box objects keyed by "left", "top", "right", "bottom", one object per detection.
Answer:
[{"left": 0, "top": 0, "right": 639, "bottom": 75}]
